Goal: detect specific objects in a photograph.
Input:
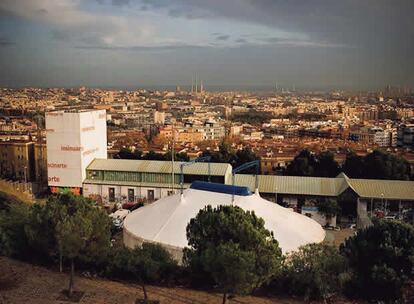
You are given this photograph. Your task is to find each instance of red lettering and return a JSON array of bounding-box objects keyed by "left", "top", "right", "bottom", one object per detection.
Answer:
[
  {"left": 82, "top": 148, "right": 99, "bottom": 156},
  {"left": 61, "top": 146, "right": 83, "bottom": 152},
  {"left": 47, "top": 163, "right": 67, "bottom": 169},
  {"left": 46, "top": 112, "right": 63, "bottom": 117},
  {"left": 81, "top": 126, "right": 95, "bottom": 132}
]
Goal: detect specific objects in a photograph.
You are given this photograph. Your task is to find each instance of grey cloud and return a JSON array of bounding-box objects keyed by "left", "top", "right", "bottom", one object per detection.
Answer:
[
  {"left": 139, "top": 0, "right": 414, "bottom": 48},
  {"left": 138, "top": 0, "right": 414, "bottom": 84},
  {"left": 36, "top": 8, "right": 48, "bottom": 15},
  {"left": 235, "top": 38, "right": 247, "bottom": 43},
  {"left": 52, "top": 30, "right": 70, "bottom": 41},
  {"left": 259, "top": 37, "right": 290, "bottom": 44},
  {"left": 74, "top": 43, "right": 207, "bottom": 52},
  {"left": 216, "top": 35, "right": 230, "bottom": 41},
  {"left": 0, "top": 37, "right": 15, "bottom": 47},
  {"left": 112, "top": 0, "right": 130, "bottom": 6}
]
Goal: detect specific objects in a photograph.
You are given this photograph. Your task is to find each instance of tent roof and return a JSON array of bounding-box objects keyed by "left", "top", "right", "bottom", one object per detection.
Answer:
[{"left": 124, "top": 188, "right": 325, "bottom": 254}]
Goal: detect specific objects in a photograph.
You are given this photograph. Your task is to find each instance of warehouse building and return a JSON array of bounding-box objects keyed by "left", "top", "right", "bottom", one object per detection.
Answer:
[
  {"left": 82, "top": 157, "right": 414, "bottom": 229},
  {"left": 235, "top": 173, "right": 414, "bottom": 227},
  {"left": 83, "top": 158, "right": 232, "bottom": 203}
]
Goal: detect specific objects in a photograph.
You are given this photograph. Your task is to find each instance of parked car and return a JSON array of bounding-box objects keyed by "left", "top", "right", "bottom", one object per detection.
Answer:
[{"left": 349, "top": 223, "right": 357, "bottom": 230}]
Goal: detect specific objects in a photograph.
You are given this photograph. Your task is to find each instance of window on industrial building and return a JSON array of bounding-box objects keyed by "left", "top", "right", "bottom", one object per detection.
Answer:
[
  {"left": 147, "top": 189, "right": 154, "bottom": 201},
  {"left": 108, "top": 187, "right": 115, "bottom": 202},
  {"left": 89, "top": 170, "right": 98, "bottom": 179},
  {"left": 128, "top": 188, "right": 134, "bottom": 202}
]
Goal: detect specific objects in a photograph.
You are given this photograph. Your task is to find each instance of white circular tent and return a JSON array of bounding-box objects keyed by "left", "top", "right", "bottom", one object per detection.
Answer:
[{"left": 123, "top": 182, "right": 325, "bottom": 261}]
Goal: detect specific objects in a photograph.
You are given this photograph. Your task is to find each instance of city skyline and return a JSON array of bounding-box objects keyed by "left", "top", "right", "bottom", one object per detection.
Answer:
[{"left": 0, "top": 0, "right": 413, "bottom": 90}]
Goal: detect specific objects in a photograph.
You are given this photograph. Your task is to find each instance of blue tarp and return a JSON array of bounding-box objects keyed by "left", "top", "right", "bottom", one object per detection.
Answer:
[{"left": 190, "top": 181, "right": 252, "bottom": 196}]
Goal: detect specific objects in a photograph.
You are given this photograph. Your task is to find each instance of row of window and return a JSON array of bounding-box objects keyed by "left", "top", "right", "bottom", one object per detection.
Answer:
[
  {"left": 108, "top": 187, "right": 157, "bottom": 202},
  {"left": 88, "top": 170, "right": 222, "bottom": 184}
]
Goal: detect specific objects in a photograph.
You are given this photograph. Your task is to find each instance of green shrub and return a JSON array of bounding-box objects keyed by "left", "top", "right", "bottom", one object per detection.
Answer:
[
  {"left": 106, "top": 243, "right": 178, "bottom": 301},
  {"left": 105, "top": 246, "right": 135, "bottom": 280},
  {"left": 270, "top": 243, "right": 347, "bottom": 301},
  {"left": 0, "top": 202, "right": 31, "bottom": 258},
  {"left": 340, "top": 219, "right": 414, "bottom": 301}
]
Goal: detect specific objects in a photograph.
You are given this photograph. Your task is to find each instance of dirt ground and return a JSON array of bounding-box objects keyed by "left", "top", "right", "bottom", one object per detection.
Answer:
[{"left": 0, "top": 257, "right": 305, "bottom": 304}]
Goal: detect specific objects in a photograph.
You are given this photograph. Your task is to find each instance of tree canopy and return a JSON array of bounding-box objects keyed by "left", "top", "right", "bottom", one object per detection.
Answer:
[
  {"left": 53, "top": 193, "right": 112, "bottom": 297},
  {"left": 271, "top": 243, "right": 347, "bottom": 301},
  {"left": 184, "top": 205, "right": 282, "bottom": 303},
  {"left": 285, "top": 149, "right": 411, "bottom": 180},
  {"left": 106, "top": 243, "right": 177, "bottom": 301},
  {"left": 340, "top": 219, "right": 414, "bottom": 301},
  {"left": 202, "top": 142, "right": 260, "bottom": 173},
  {"left": 316, "top": 198, "right": 341, "bottom": 219},
  {"left": 284, "top": 149, "right": 318, "bottom": 176},
  {"left": 0, "top": 202, "right": 30, "bottom": 258}
]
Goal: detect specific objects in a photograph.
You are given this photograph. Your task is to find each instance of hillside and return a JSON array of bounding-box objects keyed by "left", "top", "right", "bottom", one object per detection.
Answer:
[{"left": 0, "top": 257, "right": 302, "bottom": 304}]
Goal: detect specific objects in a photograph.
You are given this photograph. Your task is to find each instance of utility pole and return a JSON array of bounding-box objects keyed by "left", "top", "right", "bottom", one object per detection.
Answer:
[
  {"left": 171, "top": 124, "right": 175, "bottom": 192},
  {"left": 34, "top": 111, "right": 44, "bottom": 187}
]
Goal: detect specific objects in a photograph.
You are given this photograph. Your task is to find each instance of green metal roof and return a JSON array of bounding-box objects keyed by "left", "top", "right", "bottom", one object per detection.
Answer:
[
  {"left": 83, "top": 179, "right": 190, "bottom": 189},
  {"left": 84, "top": 159, "right": 414, "bottom": 201},
  {"left": 348, "top": 179, "right": 414, "bottom": 200},
  {"left": 235, "top": 174, "right": 414, "bottom": 201},
  {"left": 234, "top": 174, "right": 343, "bottom": 197},
  {"left": 86, "top": 158, "right": 231, "bottom": 176}
]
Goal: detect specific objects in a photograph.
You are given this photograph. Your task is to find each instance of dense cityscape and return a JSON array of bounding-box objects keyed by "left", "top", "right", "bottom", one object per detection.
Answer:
[
  {"left": 1, "top": 1, "right": 414, "bottom": 304},
  {"left": 1, "top": 85, "right": 414, "bottom": 182}
]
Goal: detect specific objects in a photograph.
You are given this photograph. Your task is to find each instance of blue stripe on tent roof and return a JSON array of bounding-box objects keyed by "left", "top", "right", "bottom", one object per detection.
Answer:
[{"left": 190, "top": 181, "right": 252, "bottom": 196}]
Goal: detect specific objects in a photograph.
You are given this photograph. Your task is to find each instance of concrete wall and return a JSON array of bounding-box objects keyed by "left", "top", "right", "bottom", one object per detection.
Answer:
[{"left": 0, "top": 178, "right": 34, "bottom": 204}]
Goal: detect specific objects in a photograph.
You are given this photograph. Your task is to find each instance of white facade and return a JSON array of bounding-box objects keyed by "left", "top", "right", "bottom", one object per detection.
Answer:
[
  {"left": 154, "top": 111, "right": 165, "bottom": 124},
  {"left": 83, "top": 183, "right": 175, "bottom": 203},
  {"left": 46, "top": 110, "right": 107, "bottom": 188}
]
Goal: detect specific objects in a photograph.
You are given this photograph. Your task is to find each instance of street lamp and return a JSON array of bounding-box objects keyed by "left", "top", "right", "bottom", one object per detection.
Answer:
[{"left": 23, "top": 166, "right": 28, "bottom": 192}]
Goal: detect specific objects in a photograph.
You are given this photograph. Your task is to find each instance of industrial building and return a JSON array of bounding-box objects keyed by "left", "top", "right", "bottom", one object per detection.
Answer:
[
  {"left": 83, "top": 158, "right": 232, "bottom": 203},
  {"left": 234, "top": 173, "right": 414, "bottom": 206},
  {"left": 235, "top": 173, "right": 414, "bottom": 227}
]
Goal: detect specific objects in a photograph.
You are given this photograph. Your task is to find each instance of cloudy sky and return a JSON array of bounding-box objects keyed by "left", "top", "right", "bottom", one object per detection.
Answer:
[{"left": 0, "top": 0, "right": 413, "bottom": 90}]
